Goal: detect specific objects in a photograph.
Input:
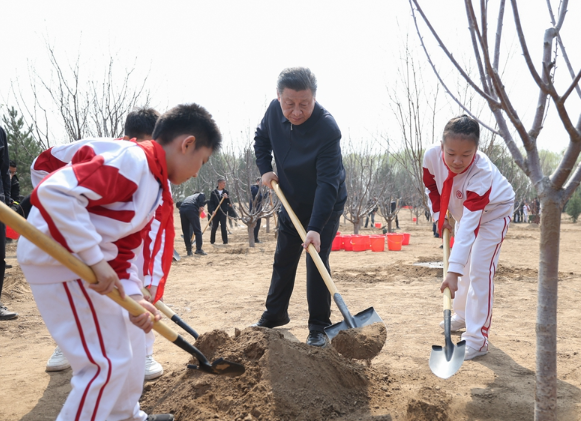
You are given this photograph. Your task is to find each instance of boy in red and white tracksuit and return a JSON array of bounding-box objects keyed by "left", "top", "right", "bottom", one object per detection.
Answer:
[
  {"left": 422, "top": 115, "right": 514, "bottom": 360},
  {"left": 17, "top": 103, "right": 221, "bottom": 421},
  {"left": 33, "top": 108, "right": 166, "bottom": 379}
]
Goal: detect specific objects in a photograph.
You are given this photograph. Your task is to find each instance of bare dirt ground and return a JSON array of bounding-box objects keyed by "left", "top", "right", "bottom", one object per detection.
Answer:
[{"left": 1, "top": 211, "right": 580, "bottom": 420}]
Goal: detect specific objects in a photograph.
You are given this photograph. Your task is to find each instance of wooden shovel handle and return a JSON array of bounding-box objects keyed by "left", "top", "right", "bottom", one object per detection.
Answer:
[
  {"left": 0, "top": 201, "right": 179, "bottom": 342},
  {"left": 272, "top": 181, "right": 339, "bottom": 295},
  {"left": 202, "top": 196, "right": 226, "bottom": 234},
  {"left": 142, "top": 287, "right": 177, "bottom": 318},
  {"left": 443, "top": 227, "right": 452, "bottom": 311}
]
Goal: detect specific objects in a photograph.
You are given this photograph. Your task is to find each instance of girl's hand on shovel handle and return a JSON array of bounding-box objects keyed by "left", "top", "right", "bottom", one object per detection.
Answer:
[
  {"left": 303, "top": 231, "right": 321, "bottom": 253},
  {"left": 441, "top": 272, "right": 460, "bottom": 298},
  {"left": 89, "top": 259, "right": 125, "bottom": 299},
  {"left": 129, "top": 297, "right": 161, "bottom": 333}
]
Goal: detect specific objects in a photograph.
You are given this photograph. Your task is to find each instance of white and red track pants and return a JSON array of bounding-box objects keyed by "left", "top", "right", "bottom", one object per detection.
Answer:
[
  {"left": 31, "top": 280, "right": 147, "bottom": 421},
  {"left": 453, "top": 216, "right": 510, "bottom": 351}
]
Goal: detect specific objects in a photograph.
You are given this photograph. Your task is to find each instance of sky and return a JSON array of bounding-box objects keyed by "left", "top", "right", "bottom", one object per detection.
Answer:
[{"left": 1, "top": 0, "right": 580, "bottom": 154}]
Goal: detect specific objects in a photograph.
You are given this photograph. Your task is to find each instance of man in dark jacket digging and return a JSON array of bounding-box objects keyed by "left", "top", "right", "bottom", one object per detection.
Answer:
[{"left": 252, "top": 67, "right": 347, "bottom": 347}]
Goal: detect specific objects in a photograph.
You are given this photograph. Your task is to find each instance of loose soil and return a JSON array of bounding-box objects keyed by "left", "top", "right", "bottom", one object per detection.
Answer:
[
  {"left": 331, "top": 322, "right": 387, "bottom": 361},
  {"left": 1, "top": 212, "right": 581, "bottom": 420}
]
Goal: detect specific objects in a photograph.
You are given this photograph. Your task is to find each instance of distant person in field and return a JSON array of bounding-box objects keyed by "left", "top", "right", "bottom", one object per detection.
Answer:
[
  {"left": 35, "top": 108, "right": 168, "bottom": 381},
  {"left": 0, "top": 125, "right": 15, "bottom": 320},
  {"left": 250, "top": 177, "right": 263, "bottom": 243},
  {"left": 252, "top": 67, "right": 347, "bottom": 347},
  {"left": 179, "top": 191, "right": 207, "bottom": 256},
  {"left": 208, "top": 178, "right": 231, "bottom": 245},
  {"left": 423, "top": 114, "right": 515, "bottom": 360}
]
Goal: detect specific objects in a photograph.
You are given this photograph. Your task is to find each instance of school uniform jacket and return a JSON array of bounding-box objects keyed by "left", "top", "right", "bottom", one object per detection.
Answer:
[
  {"left": 19, "top": 139, "right": 162, "bottom": 296},
  {"left": 30, "top": 139, "right": 169, "bottom": 289},
  {"left": 422, "top": 144, "right": 514, "bottom": 275}
]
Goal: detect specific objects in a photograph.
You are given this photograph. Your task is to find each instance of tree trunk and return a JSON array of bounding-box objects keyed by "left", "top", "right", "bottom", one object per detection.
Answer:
[
  {"left": 248, "top": 222, "right": 256, "bottom": 248},
  {"left": 266, "top": 216, "right": 270, "bottom": 233},
  {"left": 387, "top": 219, "right": 392, "bottom": 233},
  {"left": 535, "top": 194, "right": 560, "bottom": 421},
  {"left": 353, "top": 219, "right": 360, "bottom": 235}
]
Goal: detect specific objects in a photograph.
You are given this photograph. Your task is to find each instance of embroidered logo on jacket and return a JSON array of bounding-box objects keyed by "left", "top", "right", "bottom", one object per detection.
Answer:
[{"left": 455, "top": 190, "right": 463, "bottom": 199}]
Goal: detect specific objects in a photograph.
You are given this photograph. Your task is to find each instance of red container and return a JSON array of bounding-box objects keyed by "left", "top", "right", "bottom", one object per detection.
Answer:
[
  {"left": 343, "top": 235, "right": 353, "bottom": 251},
  {"left": 336, "top": 231, "right": 341, "bottom": 236},
  {"left": 352, "top": 235, "right": 370, "bottom": 252},
  {"left": 6, "top": 225, "right": 19, "bottom": 239},
  {"left": 386, "top": 233, "right": 403, "bottom": 251},
  {"left": 402, "top": 233, "right": 411, "bottom": 245},
  {"left": 200, "top": 210, "right": 207, "bottom": 218},
  {"left": 331, "top": 235, "right": 343, "bottom": 251},
  {"left": 412, "top": 217, "right": 417, "bottom": 222},
  {"left": 374, "top": 222, "right": 382, "bottom": 229},
  {"left": 370, "top": 235, "right": 385, "bottom": 252}
]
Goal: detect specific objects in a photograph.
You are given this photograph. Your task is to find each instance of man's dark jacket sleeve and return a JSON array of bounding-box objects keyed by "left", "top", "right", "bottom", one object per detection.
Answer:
[{"left": 0, "top": 127, "right": 11, "bottom": 204}]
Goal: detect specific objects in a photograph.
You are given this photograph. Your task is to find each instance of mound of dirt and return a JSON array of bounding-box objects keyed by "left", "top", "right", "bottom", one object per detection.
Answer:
[
  {"left": 141, "top": 327, "right": 379, "bottom": 420},
  {"left": 405, "top": 387, "right": 451, "bottom": 421},
  {"left": 331, "top": 322, "right": 387, "bottom": 360}
]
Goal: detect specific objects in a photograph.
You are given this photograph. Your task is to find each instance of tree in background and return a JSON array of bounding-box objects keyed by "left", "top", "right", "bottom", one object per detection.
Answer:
[
  {"left": 12, "top": 43, "right": 150, "bottom": 146},
  {"left": 1, "top": 107, "right": 43, "bottom": 195},
  {"left": 411, "top": 1, "right": 581, "bottom": 418},
  {"left": 565, "top": 189, "right": 581, "bottom": 223}
]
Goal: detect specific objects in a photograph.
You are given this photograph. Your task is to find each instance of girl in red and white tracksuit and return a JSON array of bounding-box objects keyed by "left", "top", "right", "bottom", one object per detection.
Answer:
[
  {"left": 18, "top": 138, "right": 174, "bottom": 421},
  {"left": 422, "top": 115, "right": 514, "bottom": 360}
]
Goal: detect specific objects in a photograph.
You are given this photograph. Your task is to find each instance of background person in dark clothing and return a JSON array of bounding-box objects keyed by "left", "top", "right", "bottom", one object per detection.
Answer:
[
  {"left": 250, "top": 177, "right": 263, "bottom": 243},
  {"left": 9, "top": 161, "right": 20, "bottom": 204},
  {"left": 208, "top": 178, "right": 231, "bottom": 245},
  {"left": 252, "top": 67, "right": 347, "bottom": 347},
  {"left": 0, "top": 126, "right": 15, "bottom": 320},
  {"left": 179, "top": 192, "right": 207, "bottom": 256}
]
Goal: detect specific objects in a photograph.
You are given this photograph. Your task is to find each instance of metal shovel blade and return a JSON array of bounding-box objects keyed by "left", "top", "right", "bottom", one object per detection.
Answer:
[
  {"left": 429, "top": 309, "right": 466, "bottom": 379},
  {"left": 173, "top": 249, "right": 181, "bottom": 261},
  {"left": 188, "top": 358, "right": 246, "bottom": 376},
  {"left": 324, "top": 306, "right": 384, "bottom": 341}
]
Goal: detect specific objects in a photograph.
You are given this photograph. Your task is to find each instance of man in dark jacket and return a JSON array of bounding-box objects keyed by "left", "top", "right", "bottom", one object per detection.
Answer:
[
  {"left": 208, "top": 178, "right": 231, "bottom": 245},
  {"left": 9, "top": 161, "right": 20, "bottom": 204},
  {"left": 252, "top": 67, "right": 347, "bottom": 347},
  {"left": 250, "top": 177, "right": 263, "bottom": 243},
  {"left": 179, "top": 192, "right": 207, "bottom": 256},
  {"left": 0, "top": 126, "right": 15, "bottom": 320}
]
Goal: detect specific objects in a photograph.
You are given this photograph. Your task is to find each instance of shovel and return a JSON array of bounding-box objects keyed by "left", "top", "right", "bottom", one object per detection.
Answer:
[
  {"left": 0, "top": 202, "right": 244, "bottom": 377},
  {"left": 142, "top": 287, "right": 199, "bottom": 339},
  {"left": 429, "top": 227, "right": 466, "bottom": 379},
  {"left": 201, "top": 196, "right": 226, "bottom": 235},
  {"left": 271, "top": 181, "right": 384, "bottom": 341}
]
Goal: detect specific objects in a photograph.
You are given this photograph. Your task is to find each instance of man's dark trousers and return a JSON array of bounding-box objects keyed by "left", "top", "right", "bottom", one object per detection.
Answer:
[
  {"left": 254, "top": 217, "right": 261, "bottom": 240},
  {"left": 0, "top": 221, "right": 5, "bottom": 300},
  {"left": 210, "top": 211, "right": 228, "bottom": 244},
  {"left": 180, "top": 205, "right": 202, "bottom": 253},
  {"left": 262, "top": 209, "right": 342, "bottom": 332}
]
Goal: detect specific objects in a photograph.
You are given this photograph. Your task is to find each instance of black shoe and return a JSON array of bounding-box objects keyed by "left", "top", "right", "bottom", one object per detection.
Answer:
[
  {"left": 439, "top": 245, "right": 443, "bottom": 249},
  {"left": 306, "top": 330, "right": 328, "bottom": 347},
  {"left": 186, "top": 250, "right": 193, "bottom": 257},
  {"left": 194, "top": 250, "right": 207, "bottom": 256},
  {"left": 146, "top": 415, "right": 174, "bottom": 421},
  {"left": 5, "top": 264, "right": 12, "bottom": 269},
  {"left": 255, "top": 239, "right": 262, "bottom": 243},
  {"left": 251, "top": 315, "right": 290, "bottom": 328},
  {"left": 0, "top": 304, "right": 18, "bottom": 320}
]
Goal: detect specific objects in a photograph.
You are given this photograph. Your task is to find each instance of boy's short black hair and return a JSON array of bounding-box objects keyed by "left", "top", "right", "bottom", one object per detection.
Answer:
[
  {"left": 124, "top": 107, "right": 160, "bottom": 140},
  {"left": 443, "top": 115, "right": 480, "bottom": 146},
  {"left": 153, "top": 103, "right": 222, "bottom": 151},
  {"left": 9, "top": 160, "right": 16, "bottom": 168}
]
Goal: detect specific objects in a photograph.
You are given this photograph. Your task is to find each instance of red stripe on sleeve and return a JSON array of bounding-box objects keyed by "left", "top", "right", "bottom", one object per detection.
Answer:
[
  {"left": 33, "top": 147, "right": 68, "bottom": 174},
  {"left": 108, "top": 231, "right": 143, "bottom": 280},
  {"left": 30, "top": 187, "right": 73, "bottom": 252},
  {"left": 422, "top": 167, "right": 440, "bottom": 213},
  {"left": 88, "top": 206, "right": 135, "bottom": 223},
  {"left": 464, "top": 188, "right": 491, "bottom": 212}
]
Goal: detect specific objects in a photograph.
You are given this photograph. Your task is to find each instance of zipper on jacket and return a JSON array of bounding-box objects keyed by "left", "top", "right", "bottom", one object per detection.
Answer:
[{"left": 291, "top": 123, "right": 293, "bottom": 131}]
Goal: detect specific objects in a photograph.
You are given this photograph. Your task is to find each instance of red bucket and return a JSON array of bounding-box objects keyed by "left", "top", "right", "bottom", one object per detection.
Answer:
[
  {"left": 402, "top": 233, "right": 411, "bottom": 245},
  {"left": 370, "top": 235, "right": 385, "bottom": 252},
  {"left": 336, "top": 231, "right": 341, "bottom": 236},
  {"left": 386, "top": 233, "right": 403, "bottom": 251},
  {"left": 374, "top": 222, "right": 381, "bottom": 229},
  {"left": 332, "top": 235, "right": 343, "bottom": 251},
  {"left": 343, "top": 235, "right": 353, "bottom": 251},
  {"left": 352, "top": 235, "right": 370, "bottom": 252}
]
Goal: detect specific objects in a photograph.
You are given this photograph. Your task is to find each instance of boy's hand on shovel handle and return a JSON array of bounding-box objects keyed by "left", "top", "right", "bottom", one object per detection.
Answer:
[
  {"left": 441, "top": 272, "right": 460, "bottom": 298},
  {"left": 129, "top": 296, "right": 161, "bottom": 333},
  {"left": 89, "top": 259, "right": 125, "bottom": 299},
  {"left": 303, "top": 230, "right": 321, "bottom": 253}
]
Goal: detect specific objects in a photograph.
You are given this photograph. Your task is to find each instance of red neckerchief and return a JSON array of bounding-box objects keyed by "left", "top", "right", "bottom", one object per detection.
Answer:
[
  {"left": 135, "top": 140, "right": 174, "bottom": 303},
  {"left": 438, "top": 151, "right": 475, "bottom": 236}
]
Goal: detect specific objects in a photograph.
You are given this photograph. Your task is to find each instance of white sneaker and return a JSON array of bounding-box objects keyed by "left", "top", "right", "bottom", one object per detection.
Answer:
[
  {"left": 464, "top": 346, "right": 488, "bottom": 360},
  {"left": 46, "top": 346, "right": 71, "bottom": 372},
  {"left": 439, "top": 316, "right": 466, "bottom": 332},
  {"left": 145, "top": 354, "right": 163, "bottom": 380}
]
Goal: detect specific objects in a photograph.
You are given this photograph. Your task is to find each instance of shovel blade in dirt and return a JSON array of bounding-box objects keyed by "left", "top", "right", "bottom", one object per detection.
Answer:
[
  {"left": 173, "top": 249, "right": 181, "bottom": 261},
  {"left": 324, "top": 293, "right": 384, "bottom": 341}
]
